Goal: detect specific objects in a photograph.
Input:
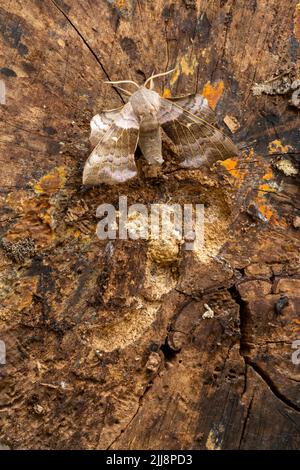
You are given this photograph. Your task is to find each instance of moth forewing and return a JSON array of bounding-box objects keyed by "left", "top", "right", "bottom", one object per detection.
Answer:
[
  {"left": 89, "top": 108, "right": 122, "bottom": 147},
  {"left": 82, "top": 102, "right": 139, "bottom": 185},
  {"left": 158, "top": 95, "right": 238, "bottom": 169}
]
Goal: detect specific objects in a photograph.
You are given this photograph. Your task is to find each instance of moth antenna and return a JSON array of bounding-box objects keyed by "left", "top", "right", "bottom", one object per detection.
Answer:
[
  {"left": 149, "top": 78, "right": 154, "bottom": 90},
  {"left": 144, "top": 68, "right": 176, "bottom": 87},
  {"left": 102, "top": 106, "right": 124, "bottom": 112},
  {"left": 147, "top": 69, "right": 156, "bottom": 89},
  {"left": 112, "top": 86, "right": 132, "bottom": 96},
  {"left": 104, "top": 80, "right": 139, "bottom": 89}
]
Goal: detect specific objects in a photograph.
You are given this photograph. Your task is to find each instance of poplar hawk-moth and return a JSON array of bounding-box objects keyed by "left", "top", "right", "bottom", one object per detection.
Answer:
[{"left": 82, "top": 70, "right": 238, "bottom": 185}]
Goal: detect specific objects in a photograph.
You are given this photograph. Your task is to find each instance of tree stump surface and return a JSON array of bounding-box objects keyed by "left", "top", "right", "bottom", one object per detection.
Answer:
[{"left": 0, "top": 0, "right": 300, "bottom": 450}]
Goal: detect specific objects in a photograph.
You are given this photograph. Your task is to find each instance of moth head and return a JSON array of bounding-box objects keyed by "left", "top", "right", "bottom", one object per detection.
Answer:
[{"left": 130, "top": 86, "right": 161, "bottom": 117}]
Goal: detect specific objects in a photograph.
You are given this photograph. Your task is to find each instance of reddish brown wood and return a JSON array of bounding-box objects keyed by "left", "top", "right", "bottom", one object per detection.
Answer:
[{"left": 0, "top": 0, "right": 300, "bottom": 450}]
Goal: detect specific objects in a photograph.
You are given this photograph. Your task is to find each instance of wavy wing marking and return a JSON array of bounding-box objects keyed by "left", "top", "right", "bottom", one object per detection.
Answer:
[
  {"left": 158, "top": 94, "right": 238, "bottom": 168},
  {"left": 83, "top": 103, "right": 139, "bottom": 185},
  {"left": 89, "top": 108, "right": 123, "bottom": 147}
]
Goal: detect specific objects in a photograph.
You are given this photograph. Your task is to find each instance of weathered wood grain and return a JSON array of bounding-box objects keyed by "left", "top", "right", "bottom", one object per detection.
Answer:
[{"left": 0, "top": 0, "right": 299, "bottom": 450}]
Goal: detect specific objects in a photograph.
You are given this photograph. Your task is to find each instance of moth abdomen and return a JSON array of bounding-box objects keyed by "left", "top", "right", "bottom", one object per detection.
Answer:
[{"left": 138, "top": 126, "right": 163, "bottom": 165}]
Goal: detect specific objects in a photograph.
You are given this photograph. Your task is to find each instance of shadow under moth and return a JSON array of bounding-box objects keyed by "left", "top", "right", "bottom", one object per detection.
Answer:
[{"left": 82, "top": 70, "right": 238, "bottom": 185}]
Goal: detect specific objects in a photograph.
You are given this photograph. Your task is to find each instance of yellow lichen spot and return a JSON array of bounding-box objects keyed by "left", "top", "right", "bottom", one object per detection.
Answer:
[
  {"left": 202, "top": 81, "right": 224, "bottom": 110},
  {"left": 117, "top": 0, "right": 126, "bottom": 8},
  {"left": 163, "top": 88, "right": 172, "bottom": 98},
  {"left": 206, "top": 426, "right": 224, "bottom": 450},
  {"left": 199, "top": 48, "right": 210, "bottom": 64},
  {"left": 170, "top": 67, "right": 180, "bottom": 86},
  {"left": 292, "top": 319, "right": 300, "bottom": 333},
  {"left": 181, "top": 55, "right": 198, "bottom": 76},
  {"left": 57, "top": 38, "right": 65, "bottom": 48},
  {"left": 66, "top": 227, "right": 82, "bottom": 239},
  {"left": 34, "top": 166, "right": 66, "bottom": 195},
  {"left": 268, "top": 139, "right": 292, "bottom": 155},
  {"left": 170, "top": 54, "right": 198, "bottom": 85},
  {"left": 294, "top": 3, "right": 300, "bottom": 41}
]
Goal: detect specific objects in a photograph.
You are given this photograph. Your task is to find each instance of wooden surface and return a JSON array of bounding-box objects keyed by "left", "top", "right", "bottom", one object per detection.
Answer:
[{"left": 0, "top": 0, "right": 300, "bottom": 450}]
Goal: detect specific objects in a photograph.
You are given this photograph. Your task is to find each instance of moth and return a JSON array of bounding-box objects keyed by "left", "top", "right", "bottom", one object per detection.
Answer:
[{"left": 82, "top": 70, "right": 238, "bottom": 185}]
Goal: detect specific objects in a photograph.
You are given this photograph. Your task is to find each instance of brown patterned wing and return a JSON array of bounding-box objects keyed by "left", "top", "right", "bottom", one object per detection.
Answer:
[
  {"left": 89, "top": 107, "right": 123, "bottom": 147},
  {"left": 83, "top": 103, "right": 139, "bottom": 185},
  {"left": 158, "top": 94, "right": 238, "bottom": 168}
]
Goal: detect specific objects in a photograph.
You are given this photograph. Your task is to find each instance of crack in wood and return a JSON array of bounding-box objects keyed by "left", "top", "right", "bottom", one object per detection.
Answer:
[
  {"left": 105, "top": 379, "right": 156, "bottom": 450},
  {"left": 238, "top": 393, "right": 254, "bottom": 449},
  {"left": 50, "top": 0, "right": 124, "bottom": 103},
  {"left": 246, "top": 360, "right": 300, "bottom": 414},
  {"left": 231, "top": 277, "right": 300, "bottom": 414}
]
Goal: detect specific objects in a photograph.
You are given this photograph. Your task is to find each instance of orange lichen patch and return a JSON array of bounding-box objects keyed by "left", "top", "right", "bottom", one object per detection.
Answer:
[
  {"left": 3, "top": 277, "right": 38, "bottom": 312},
  {"left": 258, "top": 183, "right": 276, "bottom": 193},
  {"left": 268, "top": 139, "right": 292, "bottom": 155},
  {"left": 220, "top": 157, "right": 246, "bottom": 183},
  {"left": 34, "top": 166, "right": 66, "bottom": 195},
  {"left": 5, "top": 196, "right": 54, "bottom": 247},
  {"left": 221, "top": 158, "right": 239, "bottom": 178},
  {"left": 255, "top": 181, "right": 282, "bottom": 225},
  {"left": 262, "top": 170, "right": 273, "bottom": 180},
  {"left": 257, "top": 203, "right": 274, "bottom": 222},
  {"left": 256, "top": 198, "right": 279, "bottom": 225},
  {"left": 201, "top": 81, "right": 224, "bottom": 109},
  {"left": 252, "top": 163, "right": 288, "bottom": 225},
  {"left": 249, "top": 162, "right": 279, "bottom": 223},
  {"left": 294, "top": 3, "right": 300, "bottom": 41},
  {"left": 163, "top": 88, "right": 172, "bottom": 98},
  {"left": 255, "top": 187, "right": 275, "bottom": 222}
]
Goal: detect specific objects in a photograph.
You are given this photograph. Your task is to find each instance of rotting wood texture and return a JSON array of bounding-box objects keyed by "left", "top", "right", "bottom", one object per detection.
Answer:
[{"left": 0, "top": 0, "right": 300, "bottom": 450}]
